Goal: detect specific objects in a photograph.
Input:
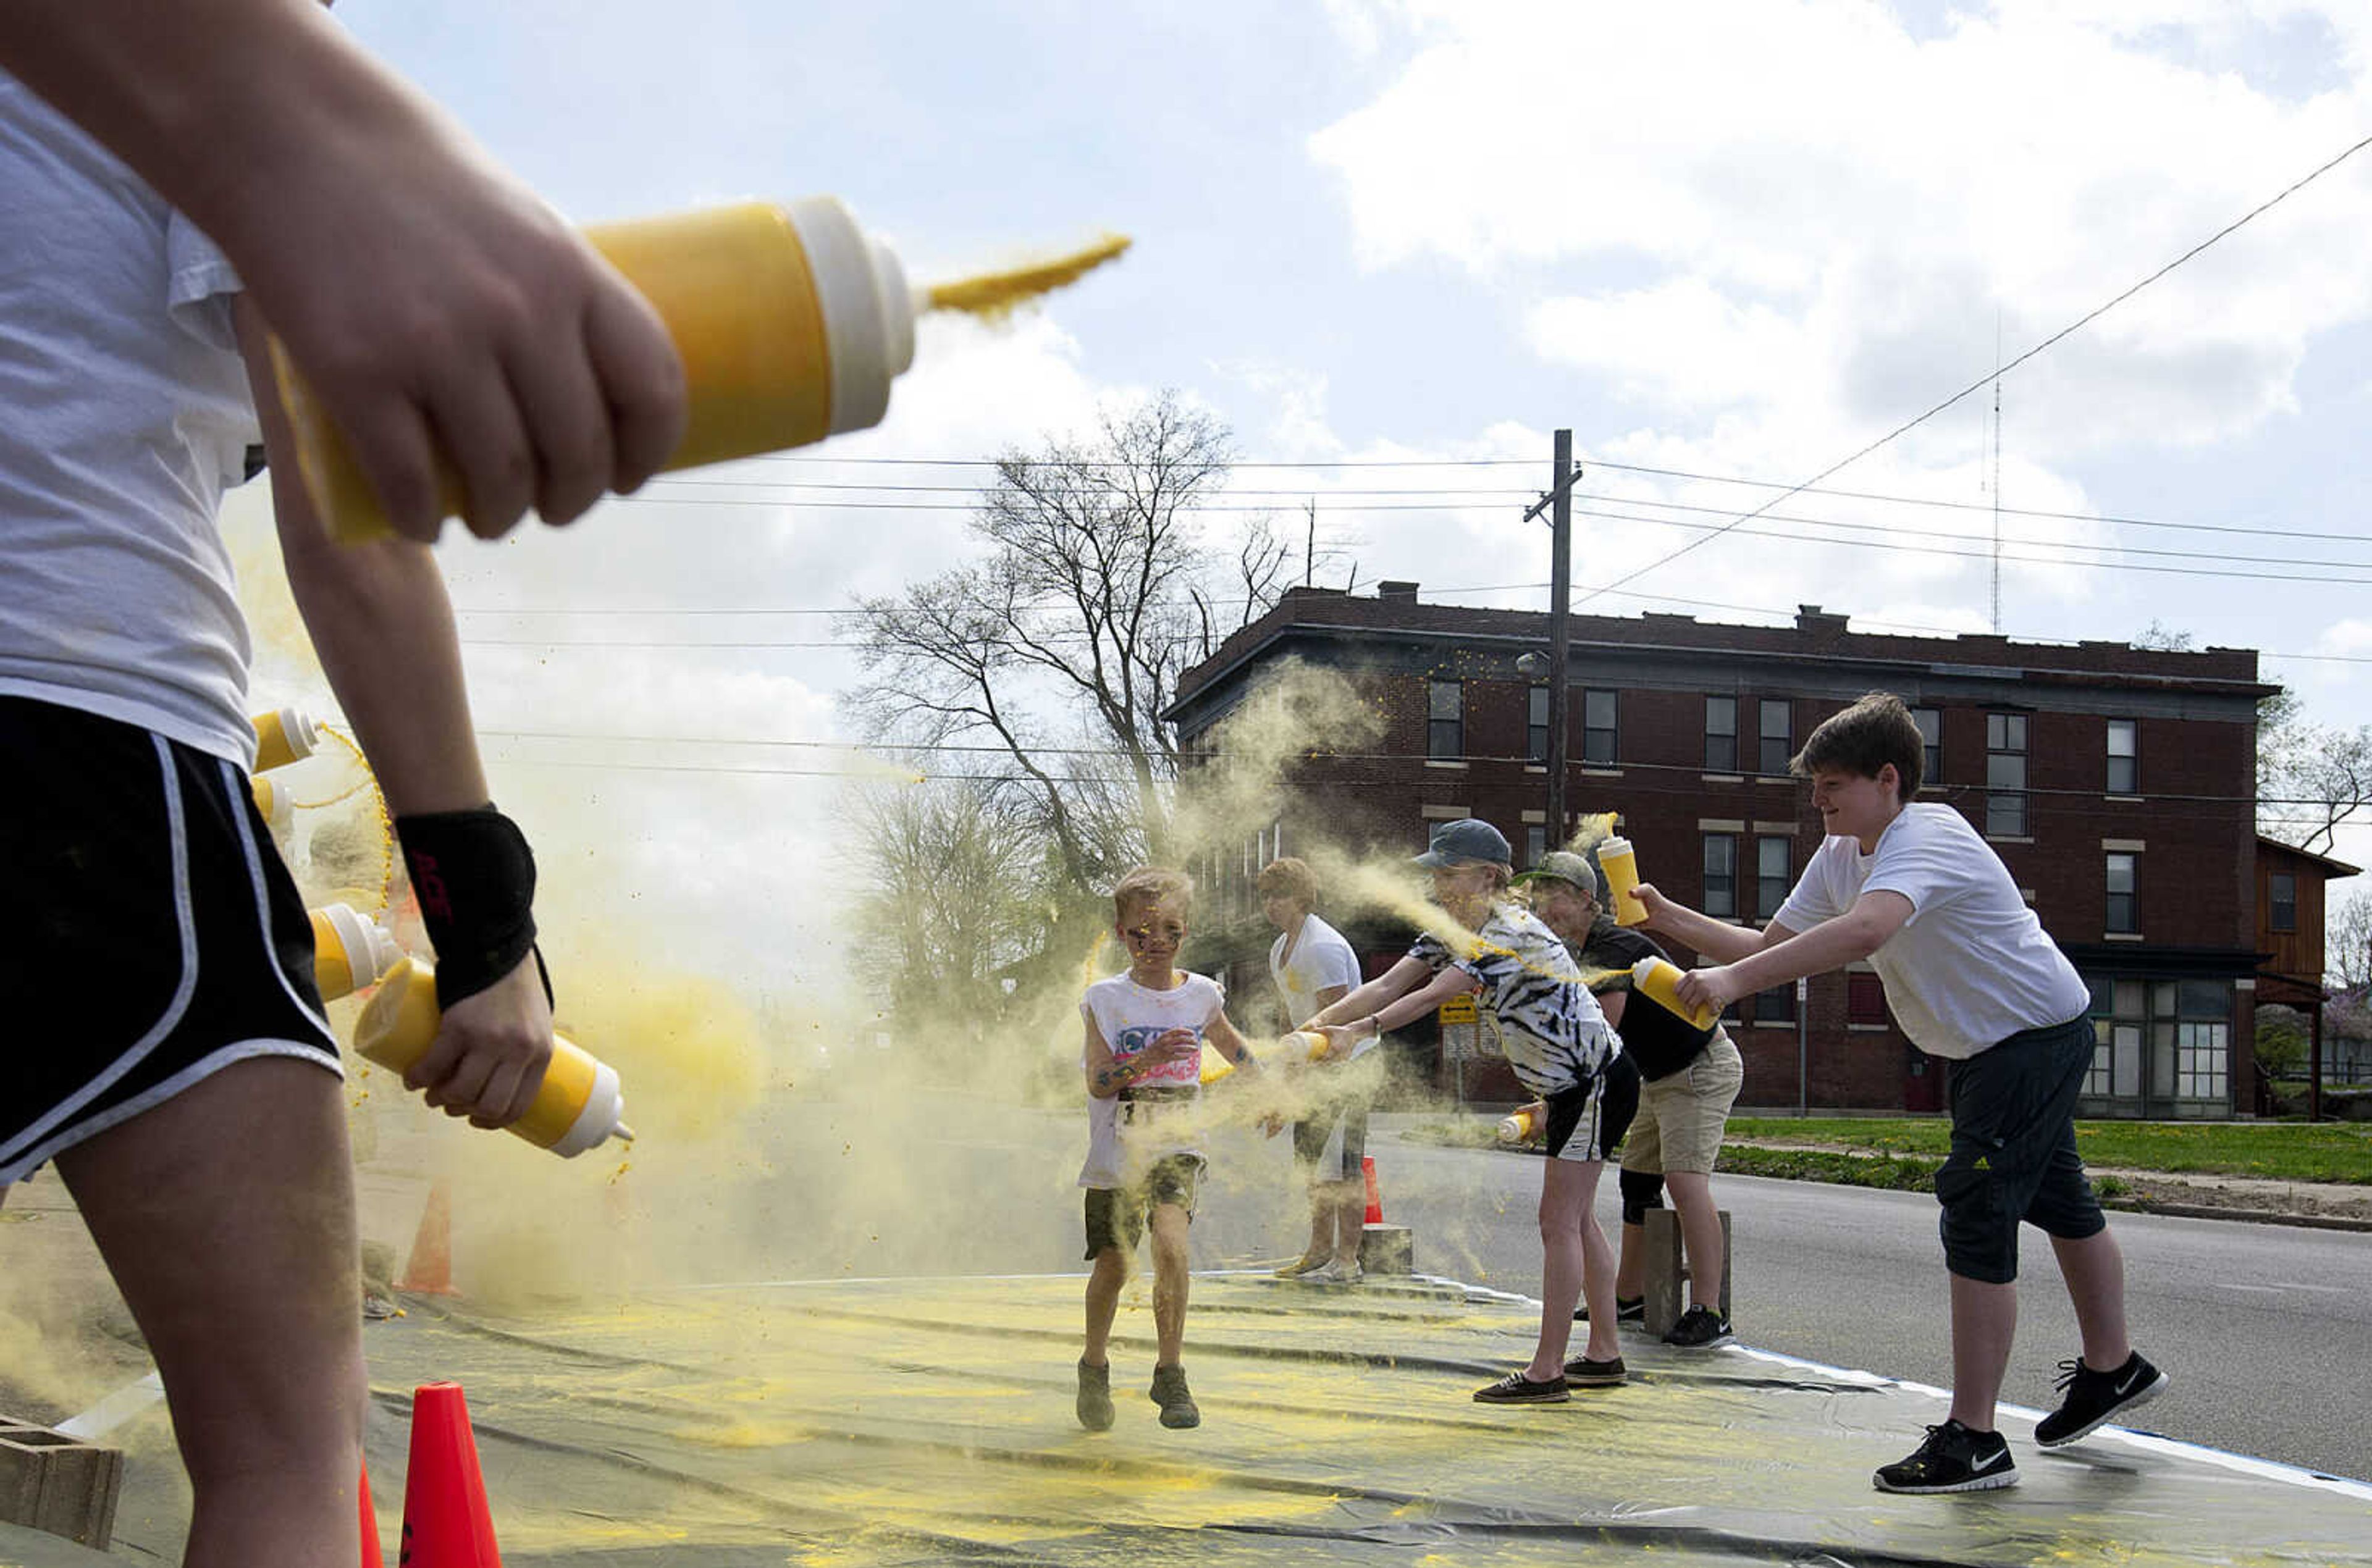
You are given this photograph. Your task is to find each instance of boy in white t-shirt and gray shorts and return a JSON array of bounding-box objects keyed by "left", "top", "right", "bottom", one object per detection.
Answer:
[{"left": 1638, "top": 693, "right": 2167, "bottom": 1496}]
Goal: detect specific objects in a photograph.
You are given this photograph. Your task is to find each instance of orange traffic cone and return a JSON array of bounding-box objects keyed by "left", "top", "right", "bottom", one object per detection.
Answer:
[
  {"left": 398, "top": 1181, "right": 456, "bottom": 1296},
  {"left": 360, "top": 1457, "right": 383, "bottom": 1568},
  {"left": 399, "top": 1382, "right": 502, "bottom": 1567},
  {"left": 1361, "top": 1156, "right": 1382, "bottom": 1225}
]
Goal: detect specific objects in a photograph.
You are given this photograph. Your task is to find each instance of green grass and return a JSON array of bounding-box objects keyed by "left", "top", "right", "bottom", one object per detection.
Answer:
[{"left": 1728, "top": 1116, "right": 2372, "bottom": 1184}]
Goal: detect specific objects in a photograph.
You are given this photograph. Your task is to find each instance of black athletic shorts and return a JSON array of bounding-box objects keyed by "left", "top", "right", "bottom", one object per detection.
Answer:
[
  {"left": 1934, "top": 1016, "right": 2106, "bottom": 1285},
  {"left": 1, "top": 697, "right": 342, "bottom": 1184},
  {"left": 1544, "top": 1052, "right": 1641, "bottom": 1164}
]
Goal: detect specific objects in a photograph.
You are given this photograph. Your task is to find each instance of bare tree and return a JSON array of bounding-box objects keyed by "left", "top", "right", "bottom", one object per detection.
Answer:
[
  {"left": 2329, "top": 887, "right": 2372, "bottom": 992},
  {"left": 843, "top": 776, "right": 1047, "bottom": 1031},
  {"left": 846, "top": 392, "right": 1289, "bottom": 893}
]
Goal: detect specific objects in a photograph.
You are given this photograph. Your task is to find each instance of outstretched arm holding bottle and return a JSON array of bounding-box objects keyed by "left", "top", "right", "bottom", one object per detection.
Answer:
[{"left": 1, "top": 0, "right": 686, "bottom": 543}]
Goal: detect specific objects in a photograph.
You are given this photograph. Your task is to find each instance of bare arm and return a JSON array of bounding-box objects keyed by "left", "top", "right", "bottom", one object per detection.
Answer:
[
  {"left": 1308, "top": 955, "right": 1434, "bottom": 1028},
  {"left": 1083, "top": 1019, "right": 1198, "bottom": 1099},
  {"left": 1633, "top": 883, "right": 1788, "bottom": 963},
  {"left": 1676, "top": 891, "right": 1911, "bottom": 1015},
  {"left": 4, "top": 0, "right": 682, "bottom": 542},
  {"left": 241, "top": 301, "right": 552, "bottom": 1127}
]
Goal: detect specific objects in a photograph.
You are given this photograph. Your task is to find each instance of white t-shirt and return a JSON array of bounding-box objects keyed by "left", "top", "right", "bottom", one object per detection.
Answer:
[
  {"left": 1076, "top": 970, "right": 1226, "bottom": 1189},
  {"left": 1775, "top": 803, "right": 2091, "bottom": 1060},
  {"left": 0, "top": 72, "right": 263, "bottom": 766},
  {"left": 1269, "top": 913, "right": 1362, "bottom": 1029}
]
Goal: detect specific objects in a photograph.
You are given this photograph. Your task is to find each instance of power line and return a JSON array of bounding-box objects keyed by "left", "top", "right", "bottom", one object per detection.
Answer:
[{"left": 1571, "top": 126, "right": 2372, "bottom": 609}]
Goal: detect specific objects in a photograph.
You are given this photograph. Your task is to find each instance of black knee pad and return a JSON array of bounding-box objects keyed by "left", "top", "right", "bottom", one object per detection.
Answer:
[{"left": 1620, "top": 1168, "right": 1667, "bottom": 1226}]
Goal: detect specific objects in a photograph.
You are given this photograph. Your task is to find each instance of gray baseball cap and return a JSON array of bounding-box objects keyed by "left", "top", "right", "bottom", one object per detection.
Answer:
[
  {"left": 1413, "top": 818, "right": 1512, "bottom": 867},
  {"left": 1512, "top": 849, "right": 1600, "bottom": 895}
]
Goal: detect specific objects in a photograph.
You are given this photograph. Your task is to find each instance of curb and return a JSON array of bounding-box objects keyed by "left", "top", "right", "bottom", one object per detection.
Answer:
[{"left": 2101, "top": 1198, "right": 2372, "bottom": 1233}]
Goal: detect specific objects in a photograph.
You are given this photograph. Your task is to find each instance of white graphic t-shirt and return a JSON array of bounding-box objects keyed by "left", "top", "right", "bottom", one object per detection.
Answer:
[{"left": 1077, "top": 971, "right": 1226, "bottom": 1188}]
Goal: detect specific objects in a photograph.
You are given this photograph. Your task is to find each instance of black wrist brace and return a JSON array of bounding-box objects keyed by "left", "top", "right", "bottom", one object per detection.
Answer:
[{"left": 393, "top": 802, "right": 544, "bottom": 1010}]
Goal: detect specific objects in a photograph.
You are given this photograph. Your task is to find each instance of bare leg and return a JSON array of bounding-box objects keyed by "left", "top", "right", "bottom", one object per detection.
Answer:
[
  {"left": 1328, "top": 1181, "right": 1364, "bottom": 1267},
  {"left": 1526, "top": 1158, "right": 1609, "bottom": 1378},
  {"left": 1946, "top": 1272, "right": 2017, "bottom": 1432},
  {"left": 1149, "top": 1203, "right": 1190, "bottom": 1367},
  {"left": 1298, "top": 1196, "right": 1330, "bottom": 1265},
  {"left": 1612, "top": 1219, "right": 1645, "bottom": 1300},
  {"left": 56, "top": 1058, "right": 363, "bottom": 1568},
  {"left": 1665, "top": 1170, "right": 1725, "bottom": 1307},
  {"left": 2051, "top": 1227, "right": 2133, "bottom": 1371},
  {"left": 1083, "top": 1246, "right": 1129, "bottom": 1365}
]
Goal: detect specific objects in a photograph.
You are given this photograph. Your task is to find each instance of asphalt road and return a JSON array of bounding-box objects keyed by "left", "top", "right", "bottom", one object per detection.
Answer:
[
  {"left": 1364, "top": 1126, "right": 2372, "bottom": 1483},
  {"left": 710, "top": 1099, "right": 2372, "bottom": 1483}
]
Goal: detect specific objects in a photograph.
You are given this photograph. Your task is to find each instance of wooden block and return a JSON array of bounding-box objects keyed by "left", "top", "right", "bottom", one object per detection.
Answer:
[
  {"left": 1639, "top": 1209, "right": 1731, "bottom": 1339},
  {"left": 0, "top": 1417, "right": 124, "bottom": 1551},
  {"left": 1358, "top": 1222, "right": 1413, "bottom": 1276}
]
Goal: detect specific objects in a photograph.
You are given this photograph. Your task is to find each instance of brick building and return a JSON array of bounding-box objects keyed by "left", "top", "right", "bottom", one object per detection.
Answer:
[{"left": 1166, "top": 584, "right": 2284, "bottom": 1117}]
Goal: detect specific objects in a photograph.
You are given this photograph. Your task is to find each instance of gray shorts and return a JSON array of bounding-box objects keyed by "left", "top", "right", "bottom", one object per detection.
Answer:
[{"left": 1935, "top": 1017, "right": 2106, "bottom": 1285}]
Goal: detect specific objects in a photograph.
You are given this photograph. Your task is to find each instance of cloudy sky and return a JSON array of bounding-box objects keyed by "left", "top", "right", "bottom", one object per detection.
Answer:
[{"left": 263, "top": 1, "right": 2372, "bottom": 988}]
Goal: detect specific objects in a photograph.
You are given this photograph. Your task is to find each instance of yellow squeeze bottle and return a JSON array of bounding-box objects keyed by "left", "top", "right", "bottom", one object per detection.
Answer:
[
  {"left": 353, "top": 957, "right": 634, "bottom": 1157},
  {"left": 308, "top": 902, "right": 402, "bottom": 1002},
  {"left": 1497, "top": 1109, "right": 1537, "bottom": 1144},
  {"left": 274, "top": 198, "right": 918, "bottom": 543},
  {"left": 1197, "top": 1043, "right": 1235, "bottom": 1086},
  {"left": 251, "top": 774, "right": 292, "bottom": 832},
  {"left": 1596, "top": 834, "right": 1647, "bottom": 926},
  {"left": 250, "top": 706, "right": 319, "bottom": 773},
  {"left": 1630, "top": 956, "right": 1719, "bottom": 1030}
]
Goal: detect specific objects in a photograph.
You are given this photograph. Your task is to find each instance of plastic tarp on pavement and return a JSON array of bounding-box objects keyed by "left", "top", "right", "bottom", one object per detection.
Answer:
[{"left": 74, "top": 1272, "right": 2372, "bottom": 1567}]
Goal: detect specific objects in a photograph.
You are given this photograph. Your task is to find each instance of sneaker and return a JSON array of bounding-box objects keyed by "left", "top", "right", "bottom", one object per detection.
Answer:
[
  {"left": 1149, "top": 1364, "right": 1200, "bottom": 1429},
  {"left": 2033, "top": 1352, "right": 2168, "bottom": 1448},
  {"left": 1873, "top": 1420, "right": 2019, "bottom": 1494},
  {"left": 1305, "top": 1258, "right": 1365, "bottom": 1285},
  {"left": 1663, "top": 1305, "right": 1736, "bottom": 1349},
  {"left": 1473, "top": 1370, "right": 1570, "bottom": 1404},
  {"left": 1075, "top": 1358, "right": 1114, "bottom": 1432},
  {"left": 1560, "top": 1354, "right": 1627, "bottom": 1387},
  {"left": 1575, "top": 1295, "right": 1645, "bottom": 1323},
  {"left": 1273, "top": 1252, "right": 1327, "bottom": 1278}
]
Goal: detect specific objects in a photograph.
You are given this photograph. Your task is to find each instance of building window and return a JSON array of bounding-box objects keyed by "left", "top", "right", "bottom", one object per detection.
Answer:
[
  {"left": 1526, "top": 825, "right": 1547, "bottom": 867},
  {"left": 2270, "top": 871, "right": 2297, "bottom": 933},
  {"left": 2174, "top": 980, "right": 2230, "bottom": 1102},
  {"left": 1527, "top": 685, "right": 1550, "bottom": 765},
  {"left": 1912, "top": 706, "right": 1941, "bottom": 789},
  {"left": 1846, "top": 971, "right": 1886, "bottom": 1026},
  {"left": 2106, "top": 718, "right": 2137, "bottom": 795},
  {"left": 1757, "top": 698, "right": 1792, "bottom": 776},
  {"left": 1582, "top": 689, "right": 1618, "bottom": 765},
  {"left": 1702, "top": 833, "right": 1738, "bottom": 918},
  {"left": 1756, "top": 836, "right": 1790, "bottom": 921},
  {"left": 1428, "top": 679, "right": 1463, "bottom": 760},
  {"left": 1754, "top": 983, "right": 1794, "bottom": 1025},
  {"left": 2106, "top": 852, "right": 2137, "bottom": 935},
  {"left": 1985, "top": 713, "right": 2028, "bottom": 836},
  {"left": 1705, "top": 695, "right": 1738, "bottom": 772}
]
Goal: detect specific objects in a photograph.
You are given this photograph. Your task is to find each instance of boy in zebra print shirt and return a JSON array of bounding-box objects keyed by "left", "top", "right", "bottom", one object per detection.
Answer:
[{"left": 1308, "top": 820, "right": 1641, "bottom": 1404}]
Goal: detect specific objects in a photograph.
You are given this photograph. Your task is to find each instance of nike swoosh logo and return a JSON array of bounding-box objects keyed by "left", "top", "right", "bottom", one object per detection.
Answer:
[{"left": 2114, "top": 1366, "right": 2146, "bottom": 1396}]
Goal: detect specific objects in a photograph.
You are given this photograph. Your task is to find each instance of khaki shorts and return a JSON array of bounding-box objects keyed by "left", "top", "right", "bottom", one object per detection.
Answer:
[{"left": 1622, "top": 1033, "right": 1743, "bottom": 1176}]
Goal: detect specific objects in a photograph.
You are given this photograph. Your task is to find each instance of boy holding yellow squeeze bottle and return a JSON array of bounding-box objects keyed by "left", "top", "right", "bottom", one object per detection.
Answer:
[{"left": 1641, "top": 693, "right": 2165, "bottom": 1495}]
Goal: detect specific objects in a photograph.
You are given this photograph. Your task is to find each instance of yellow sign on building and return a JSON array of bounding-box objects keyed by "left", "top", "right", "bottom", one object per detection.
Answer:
[{"left": 1438, "top": 994, "right": 1478, "bottom": 1025}]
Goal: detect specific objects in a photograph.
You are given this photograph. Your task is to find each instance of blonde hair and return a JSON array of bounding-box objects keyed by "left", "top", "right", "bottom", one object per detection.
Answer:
[
  {"left": 1111, "top": 865, "right": 1193, "bottom": 924},
  {"left": 1255, "top": 856, "right": 1318, "bottom": 905}
]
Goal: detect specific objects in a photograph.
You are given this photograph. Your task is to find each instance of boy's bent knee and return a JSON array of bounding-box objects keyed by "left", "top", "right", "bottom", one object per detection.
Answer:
[{"left": 1618, "top": 1168, "right": 1666, "bottom": 1225}]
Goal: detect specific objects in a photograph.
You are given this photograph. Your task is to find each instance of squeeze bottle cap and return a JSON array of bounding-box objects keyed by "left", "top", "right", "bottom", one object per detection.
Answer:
[
  {"left": 1596, "top": 834, "right": 1633, "bottom": 858},
  {"left": 251, "top": 706, "right": 321, "bottom": 773},
  {"left": 313, "top": 902, "right": 403, "bottom": 1000},
  {"left": 251, "top": 774, "right": 293, "bottom": 831},
  {"left": 784, "top": 196, "right": 916, "bottom": 437}
]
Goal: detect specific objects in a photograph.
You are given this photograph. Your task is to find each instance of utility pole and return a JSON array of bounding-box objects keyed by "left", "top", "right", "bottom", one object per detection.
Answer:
[{"left": 1521, "top": 430, "right": 1581, "bottom": 849}]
